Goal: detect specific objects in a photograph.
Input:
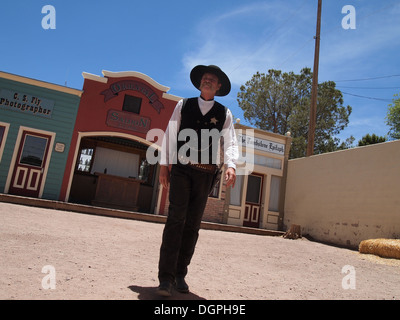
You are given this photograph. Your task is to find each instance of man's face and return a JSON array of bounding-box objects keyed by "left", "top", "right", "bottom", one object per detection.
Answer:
[{"left": 199, "top": 73, "right": 221, "bottom": 97}]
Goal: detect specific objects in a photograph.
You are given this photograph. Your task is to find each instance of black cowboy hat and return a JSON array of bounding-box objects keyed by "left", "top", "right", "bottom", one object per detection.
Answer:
[{"left": 190, "top": 65, "right": 231, "bottom": 96}]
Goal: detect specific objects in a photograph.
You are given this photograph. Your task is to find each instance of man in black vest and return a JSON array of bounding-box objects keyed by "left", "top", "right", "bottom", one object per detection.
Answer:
[{"left": 157, "top": 65, "right": 238, "bottom": 296}]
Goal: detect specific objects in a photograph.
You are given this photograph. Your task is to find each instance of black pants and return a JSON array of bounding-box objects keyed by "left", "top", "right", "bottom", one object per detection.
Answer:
[{"left": 158, "top": 163, "right": 214, "bottom": 283}]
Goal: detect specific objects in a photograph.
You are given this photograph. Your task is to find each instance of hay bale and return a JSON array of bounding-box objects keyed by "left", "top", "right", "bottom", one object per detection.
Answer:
[{"left": 359, "top": 239, "right": 400, "bottom": 260}]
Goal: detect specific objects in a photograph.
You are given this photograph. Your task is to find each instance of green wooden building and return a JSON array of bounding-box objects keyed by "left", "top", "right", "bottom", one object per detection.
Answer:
[{"left": 0, "top": 71, "right": 82, "bottom": 200}]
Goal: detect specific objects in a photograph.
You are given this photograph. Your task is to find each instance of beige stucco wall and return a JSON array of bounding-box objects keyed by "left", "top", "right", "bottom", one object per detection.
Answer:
[{"left": 284, "top": 140, "right": 400, "bottom": 248}]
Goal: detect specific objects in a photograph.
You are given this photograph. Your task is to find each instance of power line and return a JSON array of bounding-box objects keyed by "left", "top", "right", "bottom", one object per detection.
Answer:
[
  {"left": 334, "top": 74, "right": 400, "bottom": 82},
  {"left": 341, "top": 91, "right": 392, "bottom": 102},
  {"left": 337, "top": 86, "right": 399, "bottom": 90}
]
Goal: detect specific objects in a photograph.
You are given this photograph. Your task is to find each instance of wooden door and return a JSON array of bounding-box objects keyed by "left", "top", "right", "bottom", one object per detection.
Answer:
[
  {"left": 8, "top": 131, "right": 52, "bottom": 198},
  {"left": 243, "top": 173, "right": 264, "bottom": 228}
]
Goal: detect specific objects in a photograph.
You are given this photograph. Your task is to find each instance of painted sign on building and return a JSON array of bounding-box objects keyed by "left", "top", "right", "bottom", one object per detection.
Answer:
[
  {"left": 237, "top": 133, "right": 285, "bottom": 155},
  {"left": 106, "top": 109, "right": 151, "bottom": 134},
  {"left": 100, "top": 80, "right": 164, "bottom": 113},
  {"left": 0, "top": 89, "right": 54, "bottom": 118}
]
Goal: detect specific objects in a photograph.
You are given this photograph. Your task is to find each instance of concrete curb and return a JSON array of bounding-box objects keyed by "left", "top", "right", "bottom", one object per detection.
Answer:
[{"left": 0, "top": 193, "right": 284, "bottom": 237}]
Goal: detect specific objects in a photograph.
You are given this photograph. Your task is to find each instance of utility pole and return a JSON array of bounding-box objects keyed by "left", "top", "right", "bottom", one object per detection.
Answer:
[{"left": 306, "top": 0, "right": 322, "bottom": 157}]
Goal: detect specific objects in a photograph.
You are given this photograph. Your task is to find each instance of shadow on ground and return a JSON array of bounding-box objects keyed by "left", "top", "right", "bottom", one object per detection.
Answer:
[{"left": 128, "top": 285, "right": 206, "bottom": 300}]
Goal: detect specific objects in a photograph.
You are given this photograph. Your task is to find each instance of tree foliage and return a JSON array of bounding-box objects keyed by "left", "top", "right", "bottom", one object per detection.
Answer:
[
  {"left": 237, "top": 68, "right": 352, "bottom": 158},
  {"left": 358, "top": 134, "right": 387, "bottom": 146},
  {"left": 386, "top": 93, "right": 400, "bottom": 140}
]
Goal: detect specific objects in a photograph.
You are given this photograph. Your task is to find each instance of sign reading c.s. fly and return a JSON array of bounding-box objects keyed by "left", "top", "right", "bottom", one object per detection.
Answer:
[{"left": 0, "top": 89, "right": 54, "bottom": 118}]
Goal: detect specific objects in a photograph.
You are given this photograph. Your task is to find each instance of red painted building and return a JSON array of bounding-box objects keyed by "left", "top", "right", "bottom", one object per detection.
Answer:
[{"left": 59, "top": 70, "right": 180, "bottom": 214}]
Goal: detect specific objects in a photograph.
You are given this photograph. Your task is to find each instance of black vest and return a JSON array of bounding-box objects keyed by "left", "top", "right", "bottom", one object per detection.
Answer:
[{"left": 177, "top": 97, "right": 227, "bottom": 165}]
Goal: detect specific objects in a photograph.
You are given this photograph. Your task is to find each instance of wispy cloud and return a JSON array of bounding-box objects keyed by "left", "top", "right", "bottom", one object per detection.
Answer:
[
  {"left": 181, "top": 0, "right": 313, "bottom": 88},
  {"left": 181, "top": 0, "right": 400, "bottom": 88},
  {"left": 177, "top": 0, "right": 399, "bottom": 140},
  {"left": 319, "top": 1, "right": 400, "bottom": 80}
]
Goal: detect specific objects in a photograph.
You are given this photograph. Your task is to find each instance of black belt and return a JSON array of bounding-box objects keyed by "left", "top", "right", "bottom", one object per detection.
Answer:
[{"left": 181, "top": 162, "right": 217, "bottom": 174}]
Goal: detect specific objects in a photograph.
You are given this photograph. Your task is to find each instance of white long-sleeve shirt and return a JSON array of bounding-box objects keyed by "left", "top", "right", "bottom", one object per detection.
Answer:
[{"left": 160, "top": 97, "right": 238, "bottom": 169}]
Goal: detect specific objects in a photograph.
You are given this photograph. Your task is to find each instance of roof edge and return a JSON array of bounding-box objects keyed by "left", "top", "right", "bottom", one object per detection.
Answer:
[
  {"left": 102, "top": 70, "right": 170, "bottom": 92},
  {"left": 0, "top": 71, "right": 82, "bottom": 97}
]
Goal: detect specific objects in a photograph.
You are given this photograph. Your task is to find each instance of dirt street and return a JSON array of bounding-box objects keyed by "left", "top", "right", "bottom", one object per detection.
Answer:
[{"left": 1, "top": 201, "right": 399, "bottom": 300}]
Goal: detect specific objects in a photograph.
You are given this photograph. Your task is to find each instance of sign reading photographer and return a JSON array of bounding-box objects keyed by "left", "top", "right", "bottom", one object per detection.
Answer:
[
  {"left": 0, "top": 89, "right": 54, "bottom": 118},
  {"left": 237, "top": 133, "right": 285, "bottom": 156}
]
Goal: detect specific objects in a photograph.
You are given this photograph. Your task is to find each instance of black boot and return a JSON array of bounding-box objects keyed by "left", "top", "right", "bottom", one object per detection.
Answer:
[
  {"left": 175, "top": 277, "right": 189, "bottom": 293},
  {"left": 156, "top": 281, "right": 173, "bottom": 297}
]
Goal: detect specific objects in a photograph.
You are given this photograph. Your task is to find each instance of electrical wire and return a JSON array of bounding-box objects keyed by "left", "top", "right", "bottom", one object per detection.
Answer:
[
  {"left": 341, "top": 91, "right": 392, "bottom": 102},
  {"left": 336, "top": 75, "right": 399, "bottom": 102},
  {"left": 334, "top": 74, "right": 400, "bottom": 82},
  {"left": 337, "top": 86, "right": 399, "bottom": 90}
]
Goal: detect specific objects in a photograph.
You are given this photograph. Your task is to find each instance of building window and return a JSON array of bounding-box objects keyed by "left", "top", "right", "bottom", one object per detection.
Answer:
[
  {"left": 254, "top": 154, "right": 282, "bottom": 169},
  {"left": 241, "top": 152, "right": 282, "bottom": 170},
  {"left": 230, "top": 174, "right": 244, "bottom": 206},
  {"left": 77, "top": 148, "right": 94, "bottom": 172},
  {"left": 19, "top": 134, "right": 49, "bottom": 167},
  {"left": 123, "top": 94, "right": 142, "bottom": 114},
  {"left": 0, "top": 126, "right": 5, "bottom": 145},
  {"left": 0, "top": 123, "right": 9, "bottom": 163},
  {"left": 246, "top": 174, "right": 262, "bottom": 204},
  {"left": 91, "top": 146, "right": 139, "bottom": 178},
  {"left": 268, "top": 176, "right": 281, "bottom": 212}
]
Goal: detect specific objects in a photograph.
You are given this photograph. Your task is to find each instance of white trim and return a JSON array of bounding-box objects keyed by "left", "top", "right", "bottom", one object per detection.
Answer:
[
  {"left": 5, "top": 126, "right": 55, "bottom": 198},
  {"left": 162, "top": 92, "right": 182, "bottom": 102},
  {"left": 0, "top": 121, "right": 10, "bottom": 163},
  {"left": 26, "top": 169, "right": 42, "bottom": 191},
  {"left": 81, "top": 70, "right": 183, "bottom": 102},
  {"left": 13, "top": 167, "right": 28, "bottom": 188},
  {"left": 102, "top": 70, "right": 170, "bottom": 92},
  {"left": 154, "top": 169, "right": 162, "bottom": 215},
  {"left": 251, "top": 206, "right": 260, "bottom": 223},
  {"left": 82, "top": 72, "right": 108, "bottom": 83}
]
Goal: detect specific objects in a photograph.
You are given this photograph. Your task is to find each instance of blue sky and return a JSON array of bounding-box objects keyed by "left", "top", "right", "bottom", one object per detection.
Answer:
[{"left": 1, "top": 0, "right": 399, "bottom": 144}]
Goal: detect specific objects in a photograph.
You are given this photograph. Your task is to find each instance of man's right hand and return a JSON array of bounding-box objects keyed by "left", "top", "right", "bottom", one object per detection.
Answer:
[{"left": 159, "top": 165, "right": 170, "bottom": 189}]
